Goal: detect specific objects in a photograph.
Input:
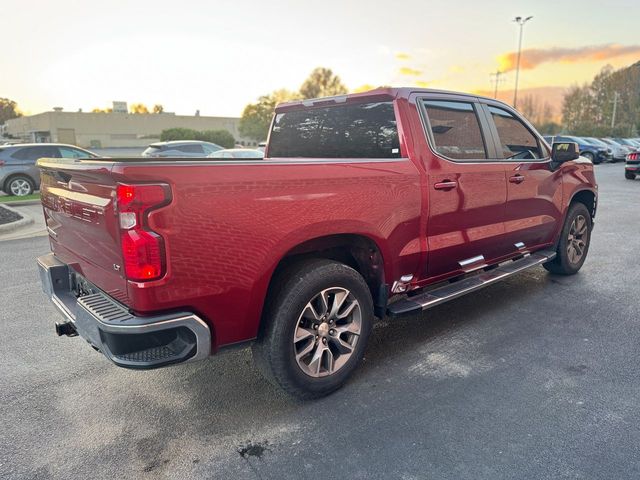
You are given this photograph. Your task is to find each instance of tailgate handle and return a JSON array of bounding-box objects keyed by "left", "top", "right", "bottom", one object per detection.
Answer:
[{"left": 51, "top": 171, "right": 72, "bottom": 183}]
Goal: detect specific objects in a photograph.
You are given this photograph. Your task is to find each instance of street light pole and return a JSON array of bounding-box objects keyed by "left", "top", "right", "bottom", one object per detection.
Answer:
[
  {"left": 610, "top": 91, "right": 620, "bottom": 132},
  {"left": 490, "top": 70, "right": 505, "bottom": 99},
  {"left": 513, "top": 15, "right": 533, "bottom": 109}
]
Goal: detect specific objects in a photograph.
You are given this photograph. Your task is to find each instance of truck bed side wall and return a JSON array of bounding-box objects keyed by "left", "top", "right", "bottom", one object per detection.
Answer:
[{"left": 111, "top": 159, "right": 423, "bottom": 347}]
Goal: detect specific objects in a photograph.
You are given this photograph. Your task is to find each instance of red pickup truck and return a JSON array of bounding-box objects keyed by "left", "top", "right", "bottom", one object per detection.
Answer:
[{"left": 37, "top": 88, "right": 597, "bottom": 398}]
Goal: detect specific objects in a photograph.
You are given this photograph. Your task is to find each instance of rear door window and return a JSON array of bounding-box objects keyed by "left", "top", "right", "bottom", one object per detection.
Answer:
[
  {"left": 487, "top": 106, "right": 545, "bottom": 159},
  {"left": 268, "top": 101, "right": 400, "bottom": 158},
  {"left": 421, "top": 100, "right": 487, "bottom": 160},
  {"left": 11, "top": 146, "right": 60, "bottom": 161}
]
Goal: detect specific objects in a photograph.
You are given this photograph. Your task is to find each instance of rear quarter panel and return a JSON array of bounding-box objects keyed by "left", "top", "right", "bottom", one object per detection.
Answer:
[{"left": 112, "top": 158, "right": 422, "bottom": 347}]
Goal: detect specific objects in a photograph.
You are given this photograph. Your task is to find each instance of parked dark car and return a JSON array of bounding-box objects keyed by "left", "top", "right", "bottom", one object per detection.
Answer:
[
  {"left": 141, "top": 141, "right": 223, "bottom": 158},
  {"left": 0, "top": 143, "right": 97, "bottom": 196},
  {"left": 612, "top": 138, "right": 640, "bottom": 153},
  {"left": 582, "top": 138, "right": 614, "bottom": 162},
  {"left": 543, "top": 136, "right": 610, "bottom": 164}
]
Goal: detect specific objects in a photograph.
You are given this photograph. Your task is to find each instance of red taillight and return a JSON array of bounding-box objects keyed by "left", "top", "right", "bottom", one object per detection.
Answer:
[
  {"left": 628, "top": 152, "right": 639, "bottom": 161},
  {"left": 116, "top": 183, "right": 170, "bottom": 282}
]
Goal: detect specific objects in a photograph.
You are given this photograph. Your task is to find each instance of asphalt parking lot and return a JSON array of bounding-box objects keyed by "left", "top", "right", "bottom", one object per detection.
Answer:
[{"left": 1, "top": 163, "right": 638, "bottom": 479}]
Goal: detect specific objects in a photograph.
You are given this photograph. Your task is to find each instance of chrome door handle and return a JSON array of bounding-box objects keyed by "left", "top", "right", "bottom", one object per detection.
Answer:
[
  {"left": 434, "top": 180, "right": 458, "bottom": 190},
  {"left": 509, "top": 174, "right": 525, "bottom": 184}
]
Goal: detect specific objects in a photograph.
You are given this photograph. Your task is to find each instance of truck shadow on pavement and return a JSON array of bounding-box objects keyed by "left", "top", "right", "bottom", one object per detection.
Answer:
[{"left": 180, "top": 267, "right": 557, "bottom": 415}]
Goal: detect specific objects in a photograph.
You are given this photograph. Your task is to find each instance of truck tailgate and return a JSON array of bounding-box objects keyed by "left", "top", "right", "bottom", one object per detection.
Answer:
[{"left": 38, "top": 158, "right": 129, "bottom": 304}]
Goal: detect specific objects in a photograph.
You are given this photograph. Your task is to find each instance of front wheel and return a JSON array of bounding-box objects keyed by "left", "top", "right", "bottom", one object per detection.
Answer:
[
  {"left": 543, "top": 203, "right": 592, "bottom": 275},
  {"left": 582, "top": 151, "right": 595, "bottom": 163},
  {"left": 252, "top": 259, "right": 373, "bottom": 399}
]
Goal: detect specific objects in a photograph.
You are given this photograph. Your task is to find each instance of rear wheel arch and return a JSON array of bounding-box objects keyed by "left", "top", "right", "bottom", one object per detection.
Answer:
[{"left": 260, "top": 234, "right": 387, "bottom": 333}]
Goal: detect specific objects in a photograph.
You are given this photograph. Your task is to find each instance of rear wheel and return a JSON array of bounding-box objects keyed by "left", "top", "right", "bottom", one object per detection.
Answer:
[
  {"left": 626, "top": 171, "right": 636, "bottom": 180},
  {"left": 543, "top": 202, "right": 592, "bottom": 275},
  {"left": 6, "top": 175, "right": 34, "bottom": 196},
  {"left": 252, "top": 259, "right": 373, "bottom": 399}
]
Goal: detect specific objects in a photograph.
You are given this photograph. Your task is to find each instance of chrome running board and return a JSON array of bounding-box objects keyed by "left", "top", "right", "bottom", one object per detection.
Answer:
[{"left": 387, "top": 249, "right": 556, "bottom": 317}]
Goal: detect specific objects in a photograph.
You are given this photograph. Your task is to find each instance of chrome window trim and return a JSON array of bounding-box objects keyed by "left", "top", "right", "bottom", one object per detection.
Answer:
[
  {"left": 416, "top": 96, "right": 494, "bottom": 163},
  {"left": 415, "top": 94, "right": 553, "bottom": 165},
  {"left": 480, "top": 102, "right": 552, "bottom": 164}
]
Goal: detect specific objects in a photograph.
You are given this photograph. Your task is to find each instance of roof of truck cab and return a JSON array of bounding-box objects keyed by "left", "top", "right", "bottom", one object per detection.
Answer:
[{"left": 275, "top": 87, "right": 507, "bottom": 112}]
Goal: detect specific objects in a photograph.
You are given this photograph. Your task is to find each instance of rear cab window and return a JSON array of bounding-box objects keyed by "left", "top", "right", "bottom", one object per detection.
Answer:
[{"left": 268, "top": 101, "right": 400, "bottom": 158}]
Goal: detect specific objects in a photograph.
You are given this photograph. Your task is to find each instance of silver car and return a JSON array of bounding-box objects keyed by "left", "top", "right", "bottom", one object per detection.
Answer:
[
  {"left": 208, "top": 148, "right": 264, "bottom": 159},
  {"left": 141, "top": 141, "right": 223, "bottom": 158},
  {"left": 0, "top": 143, "right": 97, "bottom": 196}
]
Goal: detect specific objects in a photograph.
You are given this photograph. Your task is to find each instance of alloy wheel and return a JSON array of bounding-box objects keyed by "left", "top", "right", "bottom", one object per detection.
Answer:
[
  {"left": 567, "top": 214, "right": 588, "bottom": 264},
  {"left": 10, "top": 179, "right": 31, "bottom": 196},
  {"left": 293, "top": 287, "right": 362, "bottom": 378}
]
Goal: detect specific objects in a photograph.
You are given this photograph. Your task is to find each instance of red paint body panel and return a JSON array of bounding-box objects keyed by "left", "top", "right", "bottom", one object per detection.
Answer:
[{"left": 37, "top": 88, "right": 597, "bottom": 352}]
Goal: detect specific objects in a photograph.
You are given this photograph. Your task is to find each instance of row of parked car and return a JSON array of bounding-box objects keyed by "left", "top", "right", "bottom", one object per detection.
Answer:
[
  {"left": 0, "top": 141, "right": 264, "bottom": 196},
  {"left": 543, "top": 135, "right": 640, "bottom": 164},
  {"left": 1, "top": 134, "right": 638, "bottom": 196}
]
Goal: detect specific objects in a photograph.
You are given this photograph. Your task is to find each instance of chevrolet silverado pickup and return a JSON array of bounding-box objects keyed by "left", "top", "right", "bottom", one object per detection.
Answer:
[{"left": 37, "top": 88, "right": 597, "bottom": 399}]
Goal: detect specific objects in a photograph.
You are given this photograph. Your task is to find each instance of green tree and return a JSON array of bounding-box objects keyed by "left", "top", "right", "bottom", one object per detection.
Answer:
[
  {"left": 561, "top": 62, "right": 640, "bottom": 136},
  {"left": 160, "top": 128, "right": 199, "bottom": 141},
  {"left": 197, "top": 130, "right": 235, "bottom": 148},
  {"left": 239, "top": 89, "right": 300, "bottom": 141},
  {"left": 0, "top": 98, "right": 22, "bottom": 124},
  {"left": 299, "top": 67, "right": 348, "bottom": 99},
  {"left": 160, "top": 128, "right": 235, "bottom": 148},
  {"left": 238, "top": 66, "right": 349, "bottom": 141}
]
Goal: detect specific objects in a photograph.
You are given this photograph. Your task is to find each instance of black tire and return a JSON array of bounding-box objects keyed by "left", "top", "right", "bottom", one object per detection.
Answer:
[
  {"left": 543, "top": 202, "right": 592, "bottom": 275},
  {"left": 625, "top": 171, "right": 636, "bottom": 180},
  {"left": 252, "top": 258, "right": 374, "bottom": 399},
  {"left": 5, "top": 175, "right": 35, "bottom": 196},
  {"left": 581, "top": 151, "right": 595, "bottom": 163}
]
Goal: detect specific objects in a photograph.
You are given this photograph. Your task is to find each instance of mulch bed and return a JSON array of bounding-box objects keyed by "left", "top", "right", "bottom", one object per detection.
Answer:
[{"left": 0, "top": 205, "right": 22, "bottom": 225}]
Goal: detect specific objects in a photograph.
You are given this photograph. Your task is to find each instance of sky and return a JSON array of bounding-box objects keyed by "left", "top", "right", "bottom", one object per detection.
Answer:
[{"left": 2, "top": 0, "right": 639, "bottom": 117}]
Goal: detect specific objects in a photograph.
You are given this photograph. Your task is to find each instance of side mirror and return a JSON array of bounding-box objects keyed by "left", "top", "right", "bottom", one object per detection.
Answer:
[{"left": 551, "top": 142, "right": 580, "bottom": 163}]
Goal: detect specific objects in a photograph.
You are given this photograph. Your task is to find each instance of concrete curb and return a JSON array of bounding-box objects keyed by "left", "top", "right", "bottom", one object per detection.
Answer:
[{"left": 0, "top": 204, "right": 34, "bottom": 233}]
